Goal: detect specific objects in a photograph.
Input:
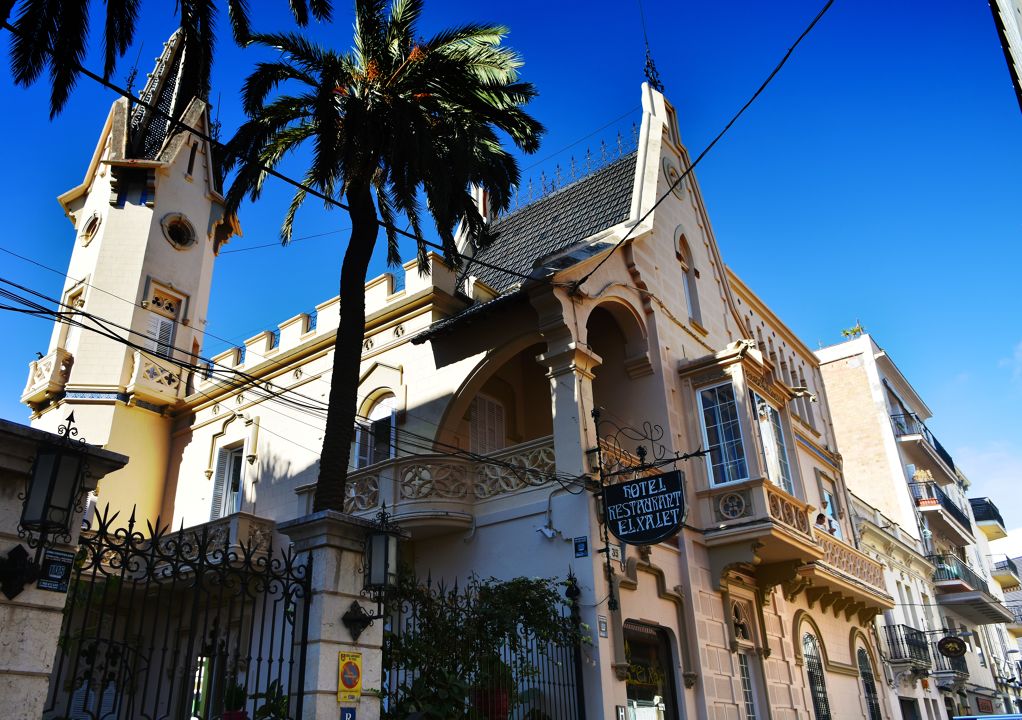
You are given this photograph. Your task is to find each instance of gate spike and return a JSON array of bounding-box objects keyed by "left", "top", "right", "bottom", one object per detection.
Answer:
[{"left": 127, "top": 505, "right": 137, "bottom": 534}]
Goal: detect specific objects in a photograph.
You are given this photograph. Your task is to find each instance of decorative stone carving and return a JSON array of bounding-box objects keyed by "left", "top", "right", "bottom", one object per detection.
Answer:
[
  {"left": 401, "top": 464, "right": 470, "bottom": 500},
  {"left": 344, "top": 474, "right": 380, "bottom": 512}
]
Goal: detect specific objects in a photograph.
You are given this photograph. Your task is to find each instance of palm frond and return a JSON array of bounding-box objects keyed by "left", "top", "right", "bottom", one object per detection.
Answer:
[
  {"left": 10, "top": 0, "right": 62, "bottom": 87},
  {"left": 47, "top": 0, "right": 90, "bottom": 117},
  {"left": 241, "top": 60, "right": 318, "bottom": 116},
  {"left": 103, "top": 0, "right": 139, "bottom": 80},
  {"left": 226, "top": 0, "right": 252, "bottom": 44}
]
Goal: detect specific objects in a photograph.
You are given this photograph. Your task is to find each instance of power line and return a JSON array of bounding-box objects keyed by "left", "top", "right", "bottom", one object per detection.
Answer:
[
  {"left": 2, "top": 277, "right": 589, "bottom": 489},
  {"left": 219, "top": 228, "right": 348, "bottom": 255},
  {"left": 0, "top": 20, "right": 551, "bottom": 289},
  {"left": 570, "top": 0, "right": 835, "bottom": 292}
]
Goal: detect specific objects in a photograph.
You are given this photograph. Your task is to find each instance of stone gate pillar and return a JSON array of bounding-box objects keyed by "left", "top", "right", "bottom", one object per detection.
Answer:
[{"left": 278, "top": 510, "right": 382, "bottom": 720}]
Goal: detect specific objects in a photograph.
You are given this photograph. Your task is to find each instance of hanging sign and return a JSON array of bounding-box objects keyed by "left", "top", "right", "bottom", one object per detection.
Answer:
[
  {"left": 603, "top": 470, "right": 684, "bottom": 545},
  {"left": 338, "top": 651, "right": 363, "bottom": 703},
  {"left": 936, "top": 636, "right": 967, "bottom": 658}
]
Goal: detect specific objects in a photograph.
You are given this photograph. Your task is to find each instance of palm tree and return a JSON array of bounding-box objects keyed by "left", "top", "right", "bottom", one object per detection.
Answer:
[
  {"left": 3, "top": 0, "right": 331, "bottom": 117},
  {"left": 223, "top": 0, "right": 543, "bottom": 512}
]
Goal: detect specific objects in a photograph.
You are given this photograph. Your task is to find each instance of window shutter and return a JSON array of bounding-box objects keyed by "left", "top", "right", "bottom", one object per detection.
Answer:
[
  {"left": 470, "top": 396, "right": 505, "bottom": 455},
  {"left": 144, "top": 314, "right": 175, "bottom": 357},
  {"left": 209, "top": 448, "right": 229, "bottom": 521},
  {"left": 355, "top": 423, "right": 371, "bottom": 468}
]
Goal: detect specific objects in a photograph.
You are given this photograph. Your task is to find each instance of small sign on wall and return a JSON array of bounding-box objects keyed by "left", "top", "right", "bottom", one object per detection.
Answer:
[
  {"left": 341, "top": 709, "right": 357, "bottom": 720},
  {"left": 598, "top": 615, "right": 609, "bottom": 638},
  {"left": 338, "top": 651, "right": 362, "bottom": 703},
  {"left": 573, "top": 536, "right": 589, "bottom": 558},
  {"left": 977, "top": 698, "right": 995, "bottom": 714},
  {"left": 37, "top": 548, "right": 76, "bottom": 593}
]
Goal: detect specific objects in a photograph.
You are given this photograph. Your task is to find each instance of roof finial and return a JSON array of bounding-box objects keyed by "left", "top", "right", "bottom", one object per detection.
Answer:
[{"left": 638, "top": 0, "right": 664, "bottom": 93}]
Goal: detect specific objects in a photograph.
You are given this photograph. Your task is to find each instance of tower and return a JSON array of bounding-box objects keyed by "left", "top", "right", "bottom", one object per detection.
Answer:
[{"left": 20, "top": 30, "right": 237, "bottom": 524}]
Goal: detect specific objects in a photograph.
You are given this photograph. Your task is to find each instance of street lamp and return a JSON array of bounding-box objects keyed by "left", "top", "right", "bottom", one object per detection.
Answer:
[
  {"left": 341, "top": 505, "right": 401, "bottom": 640},
  {"left": 21, "top": 413, "right": 89, "bottom": 544},
  {"left": 1, "top": 413, "right": 89, "bottom": 599}
]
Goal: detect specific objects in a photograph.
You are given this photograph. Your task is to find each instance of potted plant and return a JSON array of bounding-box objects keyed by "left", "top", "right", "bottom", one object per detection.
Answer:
[
  {"left": 222, "top": 680, "right": 248, "bottom": 720},
  {"left": 469, "top": 652, "right": 514, "bottom": 720},
  {"left": 251, "top": 680, "right": 290, "bottom": 720}
]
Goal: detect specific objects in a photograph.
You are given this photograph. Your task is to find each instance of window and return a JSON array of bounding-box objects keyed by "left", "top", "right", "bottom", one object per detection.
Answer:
[
  {"left": 676, "top": 234, "right": 702, "bottom": 326},
  {"left": 699, "top": 383, "right": 748, "bottom": 485},
  {"left": 818, "top": 477, "right": 843, "bottom": 539},
  {"left": 210, "top": 447, "right": 245, "bottom": 520},
  {"left": 752, "top": 392, "right": 794, "bottom": 495},
  {"left": 160, "top": 212, "right": 197, "bottom": 249},
  {"left": 68, "top": 680, "right": 117, "bottom": 719},
  {"left": 186, "top": 142, "right": 199, "bottom": 176},
  {"left": 731, "top": 601, "right": 764, "bottom": 720},
  {"left": 738, "top": 653, "right": 759, "bottom": 720},
  {"left": 60, "top": 287, "right": 86, "bottom": 352},
  {"left": 857, "top": 648, "right": 882, "bottom": 720},
  {"left": 79, "top": 213, "right": 101, "bottom": 246},
  {"left": 356, "top": 396, "right": 395, "bottom": 468},
  {"left": 802, "top": 633, "right": 831, "bottom": 720},
  {"left": 624, "top": 621, "right": 679, "bottom": 720},
  {"left": 470, "top": 395, "right": 506, "bottom": 455},
  {"left": 143, "top": 284, "right": 183, "bottom": 359}
]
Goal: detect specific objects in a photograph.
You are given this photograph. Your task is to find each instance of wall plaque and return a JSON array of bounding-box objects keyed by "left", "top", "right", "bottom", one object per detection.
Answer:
[
  {"left": 37, "top": 548, "right": 76, "bottom": 593},
  {"left": 603, "top": 471, "right": 684, "bottom": 545}
]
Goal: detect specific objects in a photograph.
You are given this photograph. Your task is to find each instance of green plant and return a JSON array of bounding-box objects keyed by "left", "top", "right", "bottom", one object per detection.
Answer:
[
  {"left": 251, "top": 679, "right": 289, "bottom": 720},
  {"left": 224, "top": 681, "right": 247, "bottom": 712},
  {"left": 390, "top": 671, "right": 472, "bottom": 719}
]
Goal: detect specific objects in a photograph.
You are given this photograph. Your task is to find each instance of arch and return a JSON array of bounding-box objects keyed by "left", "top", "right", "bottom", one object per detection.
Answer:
[
  {"left": 357, "top": 386, "right": 397, "bottom": 418},
  {"left": 802, "top": 632, "right": 832, "bottom": 720},
  {"left": 674, "top": 227, "right": 702, "bottom": 326},
  {"left": 584, "top": 296, "right": 648, "bottom": 357},
  {"left": 791, "top": 610, "right": 860, "bottom": 676},
  {"left": 435, "top": 331, "right": 547, "bottom": 449}
]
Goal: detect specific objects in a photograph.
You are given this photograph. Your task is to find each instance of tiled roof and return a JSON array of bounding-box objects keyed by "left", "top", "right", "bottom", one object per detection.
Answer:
[{"left": 462, "top": 152, "right": 637, "bottom": 293}]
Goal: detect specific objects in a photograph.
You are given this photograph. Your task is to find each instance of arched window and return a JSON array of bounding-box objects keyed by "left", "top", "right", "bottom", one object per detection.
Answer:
[
  {"left": 731, "top": 601, "right": 762, "bottom": 720},
  {"left": 857, "top": 648, "right": 883, "bottom": 720},
  {"left": 356, "top": 395, "right": 396, "bottom": 468},
  {"left": 802, "top": 633, "right": 831, "bottom": 720},
  {"left": 676, "top": 233, "right": 702, "bottom": 326}
]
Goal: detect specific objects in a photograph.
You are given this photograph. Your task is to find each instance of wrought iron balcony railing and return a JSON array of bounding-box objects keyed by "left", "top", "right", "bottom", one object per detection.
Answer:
[
  {"left": 969, "top": 497, "right": 1005, "bottom": 527},
  {"left": 882, "top": 624, "right": 931, "bottom": 664},
  {"left": 931, "top": 642, "right": 969, "bottom": 676},
  {"left": 1009, "top": 605, "right": 1022, "bottom": 625},
  {"left": 928, "top": 554, "right": 986, "bottom": 591},
  {"left": 890, "top": 413, "right": 955, "bottom": 471},
  {"left": 909, "top": 481, "right": 972, "bottom": 532},
  {"left": 995, "top": 556, "right": 1020, "bottom": 578}
]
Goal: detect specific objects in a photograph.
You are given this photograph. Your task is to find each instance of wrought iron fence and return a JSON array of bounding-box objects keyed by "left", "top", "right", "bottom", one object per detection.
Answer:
[
  {"left": 882, "top": 624, "right": 931, "bottom": 664},
  {"left": 381, "top": 575, "right": 586, "bottom": 719},
  {"left": 43, "top": 508, "right": 311, "bottom": 720}
]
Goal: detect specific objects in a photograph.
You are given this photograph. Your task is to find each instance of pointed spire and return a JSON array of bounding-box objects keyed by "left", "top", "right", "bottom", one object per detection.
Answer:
[{"left": 129, "top": 29, "right": 202, "bottom": 160}]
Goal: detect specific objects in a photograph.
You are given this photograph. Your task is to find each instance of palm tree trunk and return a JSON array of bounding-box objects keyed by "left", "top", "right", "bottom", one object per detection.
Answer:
[{"left": 313, "top": 183, "right": 379, "bottom": 512}]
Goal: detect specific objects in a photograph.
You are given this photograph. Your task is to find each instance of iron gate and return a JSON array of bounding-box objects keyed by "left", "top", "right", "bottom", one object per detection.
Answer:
[
  {"left": 381, "top": 575, "right": 586, "bottom": 719},
  {"left": 43, "top": 509, "right": 311, "bottom": 720}
]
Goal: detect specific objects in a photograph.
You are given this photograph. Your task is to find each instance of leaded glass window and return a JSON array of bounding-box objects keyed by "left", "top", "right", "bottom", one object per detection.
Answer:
[
  {"left": 699, "top": 383, "right": 748, "bottom": 485},
  {"left": 753, "top": 393, "right": 794, "bottom": 495},
  {"left": 738, "top": 652, "right": 759, "bottom": 720},
  {"left": 857, "top": 649, "right": 882, "bottom": 720},
  {"left": 803, "top": 633, "right": 831, "bottom": 720}
]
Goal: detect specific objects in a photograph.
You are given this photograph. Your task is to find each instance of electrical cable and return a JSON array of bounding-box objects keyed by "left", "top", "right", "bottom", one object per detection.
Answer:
[{"left": 569, "top": 0, "right": 836, "bottom": 292}]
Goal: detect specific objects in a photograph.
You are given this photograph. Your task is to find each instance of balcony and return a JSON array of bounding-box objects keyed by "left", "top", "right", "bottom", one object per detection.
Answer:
[
  {"left": 890, "top": 413, "right": 957, "bottom": 484},
  {"left": 969, "top": 497, "right": 1008, "bottom": 540},
  {"left": 910, "top": 481, "right": 974, "bottom": 545},
  {"left": 297, "top": 437, "right": 556, "bottom": 537},
  {"left": 1007, "top": 606, "right": 1022, "bottom": 638},
  {"left": 882, "top": 624, "right": 932, "bottom": 667},
  {"left": 929, "top": 553, "right": 1013, "bottom": 625},
  {"left": 992, "top": 557, "right": 1022, "bottom": 591},
  {"left": 931, "top": 641, "right": 969, "bottom": 680},
  {"left": 126, "top": 349, "right": 185, "bottom": 407},
  {"left": 21, "top": 347, "right": 74, "bottom": 406},
  {"left": 702, "top": 479, "right": 892, "bottom": 620}
]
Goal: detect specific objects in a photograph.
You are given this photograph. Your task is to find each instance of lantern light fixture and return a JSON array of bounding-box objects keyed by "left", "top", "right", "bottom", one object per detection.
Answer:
[{"left": 341, "top": 505, "right": 402, "bottom": 641}]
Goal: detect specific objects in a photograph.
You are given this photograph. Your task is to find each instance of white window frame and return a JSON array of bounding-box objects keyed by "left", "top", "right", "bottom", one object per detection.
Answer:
[
  {"left": 752, "top": 392, "right": 795, "bottom": 496},
  {"left": 355, "top": 396, "right": 396, "bottom": 469},
  {"left": 210, "top": 445, "right": 245, "bottom": 520},
  {"left": 697, "top": 382, "right": 749, "bottom": 486}
]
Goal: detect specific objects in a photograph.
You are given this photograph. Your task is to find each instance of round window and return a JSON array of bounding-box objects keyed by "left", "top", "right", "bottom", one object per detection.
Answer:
[
  {"left": 80, "top": 213, "right": 101, "bottom": 246},
  {"left": 161, "top": 213, "right": 196, "bottom": 249}
]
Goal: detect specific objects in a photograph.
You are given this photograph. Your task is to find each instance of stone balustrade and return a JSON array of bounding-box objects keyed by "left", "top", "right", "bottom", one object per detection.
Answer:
[
  {"left": 764, "top": 481, "right": 815, "bottom": 542},
  {"left": 298, "top": 437, "right": 556, "bottom": 518},
  {"left": 816, "top": 530, "right": 887, "bottom": 591},
  {"left": 21, "top": 347, "right": 73, "bottom": 405},
  {"left": 127, "top": 349, "right": 184, "bottom": 406}
]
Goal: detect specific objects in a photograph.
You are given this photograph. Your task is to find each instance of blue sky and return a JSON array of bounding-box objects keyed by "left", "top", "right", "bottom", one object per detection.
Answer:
[{"left": 1, "top": 1, "right": 1020, "bottom": 526}]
